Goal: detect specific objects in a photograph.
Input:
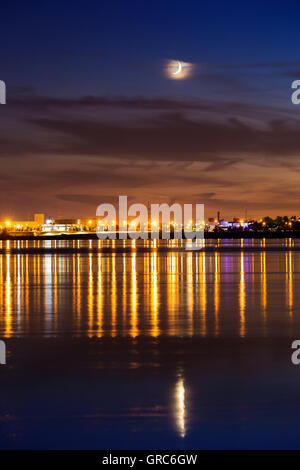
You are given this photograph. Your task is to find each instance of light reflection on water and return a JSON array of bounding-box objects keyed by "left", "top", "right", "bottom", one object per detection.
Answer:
[
  {"left": 1, "top": 239, "right": 300, "bottom": 447},
  {"left": 174, "top": 373, "right": 186, "bottom": 438},
  {"left": 0, "top": 239, "right": 300, "bottom": 338}
]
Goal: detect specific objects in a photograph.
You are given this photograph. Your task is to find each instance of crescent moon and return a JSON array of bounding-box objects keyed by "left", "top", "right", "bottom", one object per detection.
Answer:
[{"left": 173, "top": 61, "right": 182, "bottom": 75}]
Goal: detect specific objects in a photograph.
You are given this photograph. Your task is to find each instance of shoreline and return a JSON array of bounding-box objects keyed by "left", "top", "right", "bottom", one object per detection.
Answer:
[{"left": 1, "top": 231, "right": 300, "bottom": 241}]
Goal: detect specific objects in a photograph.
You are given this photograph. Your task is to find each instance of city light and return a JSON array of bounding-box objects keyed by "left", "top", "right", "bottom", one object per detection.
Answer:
[{"left": 0, "top": 213, "right": 300, "bottom": 236}]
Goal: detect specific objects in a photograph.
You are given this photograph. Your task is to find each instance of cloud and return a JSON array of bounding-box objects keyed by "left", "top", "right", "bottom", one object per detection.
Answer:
[
  {"left": 9, "top": 94, "right": 213, "bottom": 111},
  {"left": 2, "top": 93, "right": 300, "bottom": 170},
  {"left": 204, "top": 61, "right": 300, "bottom": 70},
  {"left": 6, "top": 90, "right": 296, "bottom": 120},
  {"left": 24, "top": 112, "right": 300, "bottom": 164},
  {"left": 55, "top": 194, "right": 119, "bottom": 205},
  {"left": 2, "top": 91, "right": 300, "bottom": 218}
]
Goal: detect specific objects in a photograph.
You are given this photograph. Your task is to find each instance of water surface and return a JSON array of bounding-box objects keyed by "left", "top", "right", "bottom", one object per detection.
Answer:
[{"left": 0, "top": 239, "right": 299, "bottom": 449}]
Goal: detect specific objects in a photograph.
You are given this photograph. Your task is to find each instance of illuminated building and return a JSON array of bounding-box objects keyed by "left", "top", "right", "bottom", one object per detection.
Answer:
[{"left": 0, "top": 213, "right": 45, "bottom": 231}]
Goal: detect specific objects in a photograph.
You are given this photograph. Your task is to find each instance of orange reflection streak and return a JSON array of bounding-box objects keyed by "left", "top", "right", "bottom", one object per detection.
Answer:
[
  {"left": 111, "top": 254, "right": 117, "bottom": 337},
  {"left": 5, "top": 254, "right": 12, "bottom": 337},
  {"left": 286, "top": 251, "right": 293, "bottom": 321},
  {"left": 96, "top": 252, "right": 103, "bottom": 337},
  {"left": 33, "top": 254, "right": 37, "bottom": 291},
  {"left": 144, "top": 254, "right": 150, "bottom": 333},
  {"left": 24, "top": 255, "right": 29, "bottom": 326},
  {"left": 199, "top": 252, "right": 206, "bottom": 337},
  {"left": 214, "top": 252, "right": 220, "bottom": 337},
  {"left": 260, "top": 252, "right": 267, "bottom": 333},
  {"left": 44, "top": 255, "right": 53, "bottom": 335},
  {"left": 239, "top": 252, "right": 245, "bottom": 338},
  {"left": 167, "top": 253, "right": 176, "bottom": 335},
  {"left": 175, "top": 254, "right": 180, "bottom": 335},
  {"left": 88, "top": 252, "right": 94, "bottom": 336},
  {"left": 150, "top": 251, "right": 159, "bottom": 337},
  {"left": 72, "top": 254, "right": 76, "bottom": 333},
  {"left": 16, "top": 254, "right": 21, "bottom": 331},
  {"left": 72, "top": 253, "right": 76, "bottom": 329},
  {"left": 123, "top": 254, "right": 127, "bottom": 329},
  {"left": 76, "top": 253, "right": 81, "bottom": 330},
  {"left": 35, "top": 255, "right": 41, "bottom": 319},
  {"left": 53, "top": 257, "right": 58, "bottom": 331},
  {"left": 13, "top": 256, "right": 17, "bottom": 283},
  {"left": 20, "top": 254, "right": 24, "bottom": 327},
  {"left": 186, "top": 252, "right": 194, "bottom": 336},
  {"left": 130, "top": 253, "right": 138, "bottom": 337}
]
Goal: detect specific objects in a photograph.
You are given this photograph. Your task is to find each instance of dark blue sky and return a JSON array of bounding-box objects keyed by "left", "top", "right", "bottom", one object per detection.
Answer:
[
  {"left": 1, "top": 0, "right": 300, "bottom": 219},
  {"left": 1, "top": 1, "right": 299, "bottom": 97}
]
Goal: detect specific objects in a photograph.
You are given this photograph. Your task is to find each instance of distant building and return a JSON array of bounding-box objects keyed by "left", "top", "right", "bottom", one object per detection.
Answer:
[
  {"left": 42, "top": 218, "right": 79, "bottom": 232},
  {"left": 0, "top": 213, "right": 45, "bottom": 231},
  {"left": 206, "top": 220, "right": 250, "bottom": 231},
  {"left": 219, "top": 221, "right": 250, "bottom": 230},
  {"left": 34, "top": 213, "right": 45, "bottom": 225}
]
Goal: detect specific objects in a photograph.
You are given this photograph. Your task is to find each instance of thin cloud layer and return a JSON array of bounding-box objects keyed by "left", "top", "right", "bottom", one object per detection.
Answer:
[{"left": 1, "top": 91, "right": 300, "bottom": 219}]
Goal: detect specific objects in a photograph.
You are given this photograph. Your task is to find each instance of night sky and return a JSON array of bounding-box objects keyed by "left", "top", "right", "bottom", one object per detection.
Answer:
[{"left": 1, "top": 0, "right": 300, "bottom": 220}]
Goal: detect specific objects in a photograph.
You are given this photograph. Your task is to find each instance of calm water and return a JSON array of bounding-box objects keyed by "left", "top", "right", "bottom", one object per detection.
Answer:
[{"left": 0, "top": 239, "right": 300, "bottom": 448}]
